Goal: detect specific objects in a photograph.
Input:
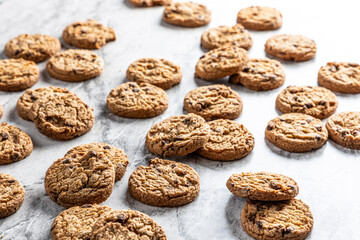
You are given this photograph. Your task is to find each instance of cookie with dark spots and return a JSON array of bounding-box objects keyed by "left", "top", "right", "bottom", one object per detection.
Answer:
[
  {"left": 0, "top": 173, "right": 25, "bottom": 218},
  {"left": 129, "top": 0, "right": 172, "bottom": 7},
  {"left": 237, "top": 6, "right": 283, "bottom": 31}
]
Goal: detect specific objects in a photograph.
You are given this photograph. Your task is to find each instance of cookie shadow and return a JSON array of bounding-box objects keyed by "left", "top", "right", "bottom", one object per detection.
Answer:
[
  {"left": 328, "top": 139, "right": 360, "bottom": 154},
  {"left": 264, "top": 52, "right": 316, "bottom": 67},
  {"left": 190, "top": 152, "right": 253, "bottom": 170},
  {"left": 0, "top": 50, "right": 6, "bottom": 59},
  {"left": 122, "top": 0, "right": 137, "bottom": 9},
  {"left": 194, "top": 76, "right": 228, "bottom": 87}
]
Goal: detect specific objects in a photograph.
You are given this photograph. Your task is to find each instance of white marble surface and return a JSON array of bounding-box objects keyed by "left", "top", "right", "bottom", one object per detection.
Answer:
[{"left": 1, "top": 0, "right": 360, "bottom": 239}]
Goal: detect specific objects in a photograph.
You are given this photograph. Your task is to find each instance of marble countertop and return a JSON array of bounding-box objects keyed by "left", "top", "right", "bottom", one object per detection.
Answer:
[{"left": 1, "top": 0, "right": 360, "bottom": 239}]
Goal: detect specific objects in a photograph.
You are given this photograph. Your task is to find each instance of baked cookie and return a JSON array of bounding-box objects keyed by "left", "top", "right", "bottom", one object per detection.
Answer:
[
  {"left": 29, "top": 92, "right": 94, "bottom": 140},
  {"left": 107, "top": 82, "right": 168, "bottom": 118},
  {"left": 318, "top": 62, "right": 360, "bottom": 93},
  {"left": 265, "top": 113, "right": 328, "bottom": 152},
  {"left": 129, "top": 0, "right": 171, "bottom": 7},
  {"left": 237, "top": 6, "right": 282, "bottom": 31},
  {"left": 0, "top": 59, "right": 39, "bottom": 92},
  {"left": 196, "top": 119, "right": 254, "bottom": 160},
  {"left": 201, "top": 24, "right": 253, "bottom": 50},
  {"left": 146, "top": 113, "right": 210, "bottom": 157},
  {"left": 0, "top": 174, "right": 25, "bottom": 219},
  {"left": 51, "top": 204, "right": 112, "bottom": 240},
  {"left": 326, "top": 112, "right": 360, "bottom": 150},
  {"left": 62, "top": 19, "right": 116, "bottom": 49},
  {"left": 265, "top": 34, "right": 317, "bottom": 61},
  {"left": 91, "top": 209, "right": 167, "bottom": 239},
  {"left": 45, "top": 151, "right": 115, "bottom": 208},
  {"left": 46, "top": 49, "right": 104, "bottom": 82},
  {"left": 195, "top": 46, "right": 248, "bottom": 80},
  {"left": 129, "top": 158, "right": 200, "bottom": 207},
  {"left": 241, "top": 199, "right": 313, "bottom": 240},
  {"left": 0, "top": 123, "right": 33, "bottom": 165},
  {"left": 126, "top": 58, "right": 182, "bottom": 90},
  {"left": 183, "top": 85, "right": 243, "bottom": 121},
  {"left": 65, "top": 143, "right": 129, "bottom": 181},
  {"left": 5, "top": 34, "right": 61, "bottom": 63},
  {"left": 276, "top": 86, "right": 338, "bottom": 119},
  {"left": 162, "top": 2, "right": 211, "bottom": 27},
  {"left": 226, "top": 172, "right": 299, "bottom": 201}
]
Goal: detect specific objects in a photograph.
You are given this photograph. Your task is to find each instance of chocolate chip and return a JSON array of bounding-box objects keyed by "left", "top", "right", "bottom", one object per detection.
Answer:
[
  {"left": 15, "top": 49, "right": 23, "bottom": 55},
  {"left": 279, "top": 118, "right": 285, "bottom": 122},
  {"left": 242, "top": 66, "right": 251, "bottom": 72},
  {"left": 267, "top": 123, "right": 274, "bottom": 131},
  {"left": 88, "top": 150, "right": 97, "bottom": 157},
  {"left": 315, "top": 135, "right": 322, "bottom": 141},
  {"left": 282, "top": 226, "right": 294, "bottom": 236},
  {"left": 290, "top": 57, "right": 295, "bottom": 61},
  {"left": 306, "top": 118, "right": 313, "bottom": 123},
  {"left": 72, "top": 23, "right": 81, "bottom": 27},
  {"left": 248, "top": 214, "right": 256, "bottom": 223},
  {"left": 329, "top": 66, "right": 338, "bottom": 72},
  {"left": 7, "top": 180, "right": 15, "bottom": 183},
  {"left": 62, "top": 159, "right": 70, "bottom": 164},
  {"left": 72, "top": 69, "right": 77, "bottom": 74},
  {"left": 256, "top": 221, "right": 263, "bottom": 229},
  {"left": 269, "top": 181, "right": 281, "bottom": 190},
  {"left": 318, "top": 100, "right": 326, "bottom": 106},
  {"left": 80, "top": 30, "right": 87, "bottom": 34},
  {"left": 10, "top": 153, "right": 20, "bottom": 161},
  {"left": 293, "top": 44, "right": 299, "bottom": 47},
  {"left": 132, "top": 88, "right": 140, "bottom": 92},
  {"left": 341, "top": 131, "right": 348, "bottom": 137},
  {"left": 115, "top": 213, "right": 127, "bottom": 224},
  {"left": 0, "top": 132, "right": 9, "bottom": 141},
  {"left": 30, "top": 96, "right": 37, "bottom": 101},
  {"left": 315, "top": 125, "right": 322, "bottom": 131},
  {"left": 304, "top": 103, "right": 313, "bottom": 109},
  {"left": 171, "top": 164, "right": 176, "bottom": 168},
  {"left": 174, "top": 136, "right": 183, "bottom": 141},
  {"left": 103, "top": 145, "right": 111, "bottom": 150},
  {"left": 161, "top": 140, "right": 166, "bottom": 146}
]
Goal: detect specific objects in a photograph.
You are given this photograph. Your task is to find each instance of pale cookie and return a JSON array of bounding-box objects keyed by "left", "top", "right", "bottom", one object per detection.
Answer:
[
  {"left": 0, "top": 123, "right": 33, "bottom": 165},
  {"left": 0, "top": 174, "right": 25, "bottom": 219},
  {"left": 162, "top": 2, "right": 211, "bottom": 27},
  {"left": 5, "top": 34, "right": 61, "bottom": 63},
  {"left": 318, "top": 62, "right": 360, "bottom": 93},
  {"left": 241, "top": 199, "right": 313, "bottom": 240},
  {"left": 183, "top": 84, "right": 243, "bottom": 121},
  {"left": 51, "top": 204, "right": 112, "bottom": 240},
  {"left": 146, "top": 113, "right": 210, "bottom": 157},
  {"left": 201, "top": 24, "right": 253, "bottom": 50},
  {"left": 107, "top": 82, "right": 168, "bottom": 118},
  {"left": 265, "top": 113, "right": 328, "bottom": 152},
  {"left": 129, "top": 158, "right": 200, "bottom": 207},
  {"left": 46, "top": 49, "right": 104, "bottom": 82},
  {"left": 237, "top": 6, "right": 282, "bottom": 31},
  {"left": 226, "top": 172, "right": 299, "bottom": 201},
  {"left": 65, "top": 143, "right": 129, "bottom": 181},
  {"left": 129, "top": 0, "right": 172, "bottom": 7},
  {"left": 276, "top": 86, "right": 338, "bottom": 119},
  {"left": 265, "top": 34, "right": 317, "bottom": 61},
  {"left": 0, "top": 59, "right": 39, "bottom": 92},
  {"left": 91, "top": 209, "right": 167, "bottom": 239},
  {"left": 195, "top": 46, "right": 248, "bottom": 80},
  {"left": 196, "top": 119, "right": 254, "bottom": 161},
  {"left": 45, "top": 151, "right": 115, "bottom": 208},
  {"left": 126, "top": 58, "right": 182, "bottom": 90},
  {"left": 62, "top": 19, "right": 116, "bottom": 49}
]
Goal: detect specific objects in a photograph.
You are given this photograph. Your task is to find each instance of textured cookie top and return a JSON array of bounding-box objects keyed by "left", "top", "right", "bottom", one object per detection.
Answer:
[
  {"left": 129, "top": 0, "right": 172, "bottom": 7},
  {"left": 226, "top": 172, "right": 299, "bottom": 201},
  {"left": 184, "top": 85, "right": 243, "bottom": 121},
  {"left": 237, "top": 6, "right": 282, "bottom": 30},
  {"left": 51, "top": 204, "right": 112, "bottom": 240},
  {"left": 201, "top": 24, "right": 253, "bottom": 50},
  {"left": 276, "top": 86, "right": 338, "bottom": 119},
  {"left": 91, "top": 209, "right": 167, "bottom": 239},
  {"left": 0, "top": 173, "right": 25, "bottom": 218}
]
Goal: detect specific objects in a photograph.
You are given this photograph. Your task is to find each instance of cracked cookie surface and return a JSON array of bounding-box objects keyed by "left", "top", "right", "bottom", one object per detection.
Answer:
[
  {"left": 237, "top": 6, "right": 282, "bottom": 31},
  {"left": 0, "top": 173, "right": 25, "bottom": 218},
  {"left": 129, "top": 0, "right": 171, "bottom": 7}
]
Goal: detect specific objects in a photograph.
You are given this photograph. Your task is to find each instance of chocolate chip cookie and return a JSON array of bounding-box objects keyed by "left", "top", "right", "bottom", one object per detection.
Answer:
[
  {"left": 107, "top": 82, "right": 168, "bottom": 118},
  {"left": 265, "top": 113, "right": 328, "bottom": 152},
  {"left": 129, "top": 0, "right": 171, "bottom": 7},
  {"left": 5, "top": 34, "right": 61, "bottom": 63},
  {"left": 265, "top": 34, "right": 317, "bottom": 61},
  {"left": 183, "top": 85, "right": 243, "bottom": 121},
  {"left": 237, "top": 6, "right": 283, "bottom": 31},
  {"left": 276, "top": 86, "right": 338, "bottom": 119},
  {"left": 62, "top": 19, "right": 116, "bottom": 49},
  {"left": 195, "top": 46, "right": 248, "bottom": 80},
  {"left": 146, "top": 113, "right": 210, "bottom": 157},
  {"left": 0, "top": 173, "right": 25, "bottom": 218}
]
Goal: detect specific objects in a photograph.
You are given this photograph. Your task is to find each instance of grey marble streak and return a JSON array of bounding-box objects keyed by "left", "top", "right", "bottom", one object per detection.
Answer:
[{"left": 1, "top": 0, "right": 360, "bottom": 239}]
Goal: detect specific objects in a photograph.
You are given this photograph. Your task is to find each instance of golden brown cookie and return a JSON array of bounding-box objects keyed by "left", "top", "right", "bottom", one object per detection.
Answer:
[
  {"left": 5, "top": 34, "right": 61, "bottom": 63},
  {"left": 0, "top": 173, "right": 25, "bottom": 219},
  {"left": 107, "top": 82, "right": 168, "bottom": 118},
  {"left": 62, "top": 19, "right": 116, "bottom": 49},
  {"left": 129, "top": 0, "right": 171, "bottom": 7},
  {"left": 237, "top": 6, "right": 282, "bottom": 31}
]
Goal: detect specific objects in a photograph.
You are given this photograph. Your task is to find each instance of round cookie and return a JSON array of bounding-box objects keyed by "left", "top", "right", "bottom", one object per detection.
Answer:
[
  {"left": 241, "top": 199, "right": 313, "bottom": 240},
  {"left": 195, "top": 46, "right": 248, "bottom": 80},
  {"left": 62, "top": 19, "right": 116, "bottom": 49},
  {"left": 230, "top": 58, "right": 285, "bottom": 91},
  {"left": 0, "top": 59, "right": 39, "bottom": 92},
  {"left": 146, "top": 113, "right": 210, "bottom": 157},
  {"left": 201, "top": 24, "right": 253, "bottom": 50},
  {"left": 126, "top": 58, "right": 182, "bottom": 90},
  {"left": 0, "top": 123, "right": 33, "bottom": 165},
  {"left": 0, "top": 174, "right": 25, "bottom": 219},
  {"left": 183, "top": 84, "right": 243, "bottom": 121},
  {"left": 45, "top": 151, "right": 115, "bottom": 208},
  {"left": 5, "top": 34, "right": 61, "bottom": 63},
  {"left": 237, "top": 6, "right": 283, "bottom": 31},
  {"left": 326, "top": 112, "right": 360, "bottom": 150},
  {"left": 276, "top": 86, "right": 338, "bottom": 119},
  {"left": 107, "top": 82, "right": 168, "bottom": 118},
  {"left": 65, "top": 143, "right": 129, "bottom": 181},
  {"left": 265, "top": 34, "right": 317, "bottom": 62},
  {"left": 318, "top": 62, "right": 360, "bottom": 93},
  {"left": 51, "top": 204, "right": 112, "bottom": 240},
  {"left": 196, "top": 119, "right": 254, "bottom": 160},
  {"left": 129, "top": 158, "right": 200, "bottom": 207},
  {"left": 129, "top": 0, "right": 171, "bottom": 7},
  {"left": 46, "top": 49, "right": 104, "bottom": 82},
  {"left": 265, "top": 113, "right": 328, "bottom": 153},
  {"left": 226, "top": 172, "right": 299, "bottom": 201},
  {"left": 162, "top": 2, "right": 211, "bottom": 27}
]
